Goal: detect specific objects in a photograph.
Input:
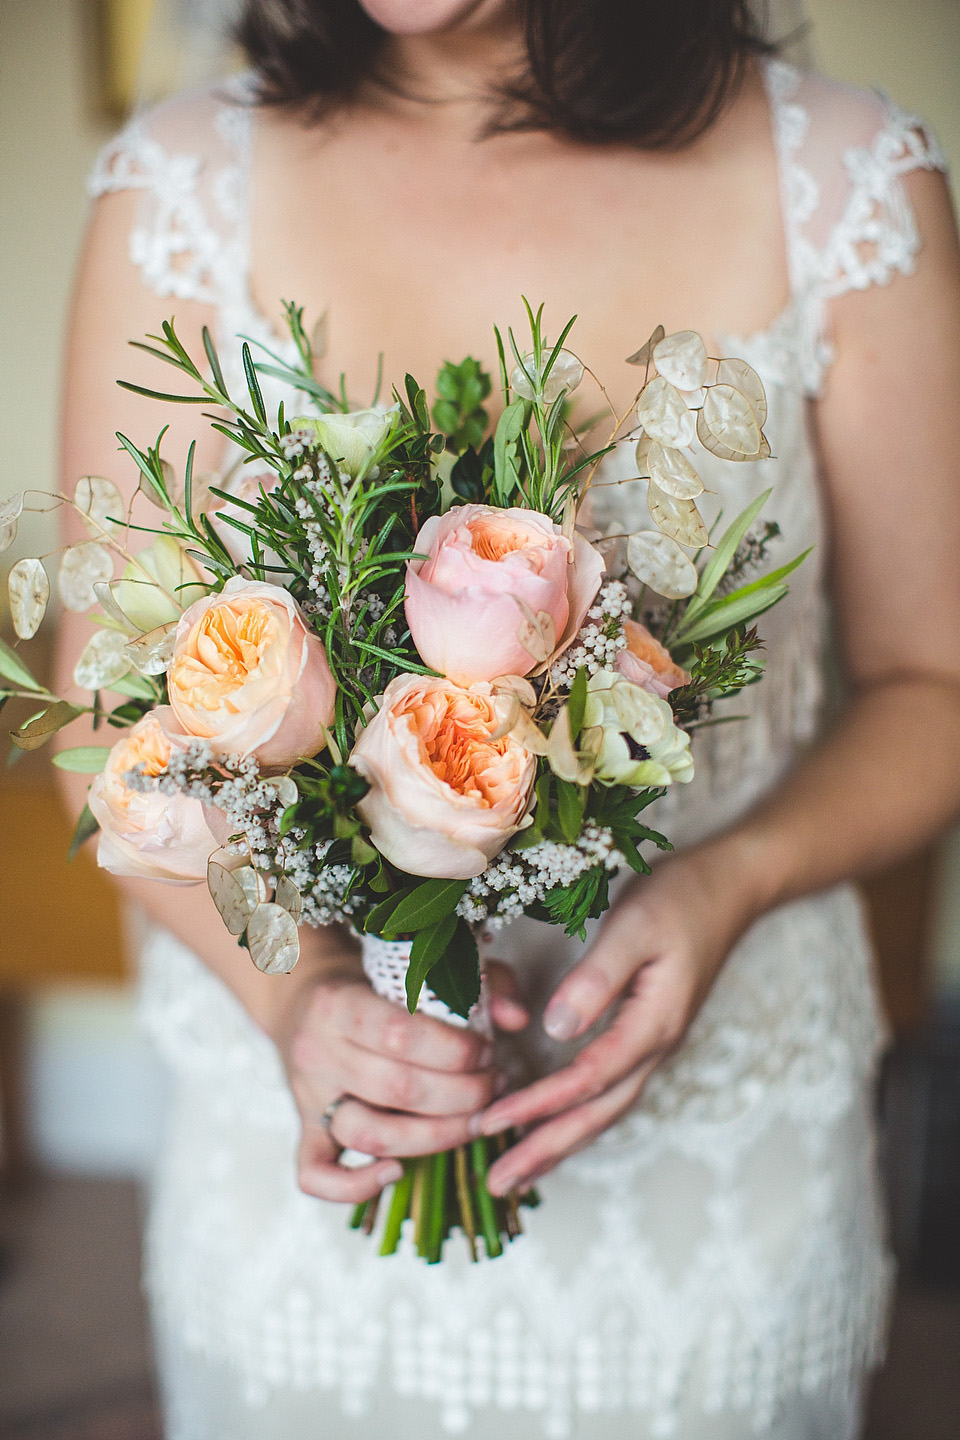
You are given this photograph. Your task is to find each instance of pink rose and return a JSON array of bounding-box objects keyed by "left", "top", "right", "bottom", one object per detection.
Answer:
[
  {"left": 167, "top": 577, "right": 336, "bottom": 766},
  {"left": 351, "top": 674, "right": 536, "bottom": 879},
  {"left": 88, "top": 710, "right": 219, "bottom": 884},
  {"left": 615, "top": 619, "right": 691, "bottom": 699},
  {"left": 404, "top": 504, "right": 605, "bottom": 683}
]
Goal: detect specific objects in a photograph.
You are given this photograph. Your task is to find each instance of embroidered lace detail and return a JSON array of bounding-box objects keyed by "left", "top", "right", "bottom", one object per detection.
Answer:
[
  {"left": 141, "top": 888, "right": 891, "bottom": 1438},
  {"left": 361, "top": 934, "right": 493, "bottom": 1036},
  {"left": 763, "top": 60, "right": 948, "bottom": 393}
]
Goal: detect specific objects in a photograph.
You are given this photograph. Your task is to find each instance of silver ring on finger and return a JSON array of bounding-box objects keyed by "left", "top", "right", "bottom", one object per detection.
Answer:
[{"left": 319, "top": 1095, "right": 349, "bottom": 1135}]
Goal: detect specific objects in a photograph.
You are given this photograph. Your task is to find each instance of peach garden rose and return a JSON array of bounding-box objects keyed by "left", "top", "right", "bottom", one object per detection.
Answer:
[
  {"left": 615, "top": 618, "right": 691, "bottom": 698},
  {"left": 404, "top": 504, "right": 605, "bottom": 684},
  {"left": 88, "top": 710, "right": 219, "bottom": 883},
  {"left": 167, "top": 577, "right": 336, "bottom": 766},
  {"left": 351, "top": 674, "right": 537, "bottom": 879}
]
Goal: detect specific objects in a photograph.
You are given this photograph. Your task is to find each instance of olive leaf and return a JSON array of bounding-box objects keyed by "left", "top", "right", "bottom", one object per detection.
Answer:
[
  {"left": 625, "top": 325, "right": 666, "bottom": 369},
  {"left": 10, "top": 699, "right": 85, "bottom": 750}
]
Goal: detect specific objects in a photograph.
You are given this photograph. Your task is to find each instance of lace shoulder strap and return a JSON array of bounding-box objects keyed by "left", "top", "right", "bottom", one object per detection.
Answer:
[
  {"left": 764, "top": 60, "right": 947, "bottom": 393},
  {"left": 87, "top": 78, "right": 255, "bottom": 310}
]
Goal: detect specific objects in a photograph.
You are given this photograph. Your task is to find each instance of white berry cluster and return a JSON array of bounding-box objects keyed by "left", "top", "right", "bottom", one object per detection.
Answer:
[
  {"left": 550, "top": 580, "right": 630, "bottom": 688},
  {"left": 457, "top": 825, "right": 625, "bottom": 931},
  {"left": 282, "top": 841, "right": 362, "bottom": 928}
]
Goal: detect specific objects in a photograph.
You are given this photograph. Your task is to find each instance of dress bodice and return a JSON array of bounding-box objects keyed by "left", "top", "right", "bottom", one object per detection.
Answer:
[{"left": 88, "top": 61, "right": 945, "bottom": 856}]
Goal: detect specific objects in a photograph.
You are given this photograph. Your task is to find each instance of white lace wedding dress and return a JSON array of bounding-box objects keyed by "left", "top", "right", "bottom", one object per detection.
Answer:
[{"left": 88, "top": 60, "right": 946, "bottom": 1440}]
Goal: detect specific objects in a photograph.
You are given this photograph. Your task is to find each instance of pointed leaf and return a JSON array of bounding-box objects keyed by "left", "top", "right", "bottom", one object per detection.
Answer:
[
  {"left": 406, "top": 912, "right": 459, "bottom": 1013},
  {"left": 0, "top": 635, "right": 41, "bottom": 690},
  {"left": 52, "top": 746, "right": 111, "bottom": 774},
  {"left": 425, "top": 919, "right": 480, "bottom": 1019},
  {"left": 386, "top": 878, "right": 470, "bottom": 935},
  {"left": 11, "top": 700, "right": 85, "bottom": 750},
  {"left": 68, "top": 803, "right": 100, "bottom": 861},
  {"left": 684, "top": 490, "right": 772, "bottom": 615}
]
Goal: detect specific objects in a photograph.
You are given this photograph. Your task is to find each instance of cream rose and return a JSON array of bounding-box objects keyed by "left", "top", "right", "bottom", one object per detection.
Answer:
[
  {"left": 88, "top": 710, "right": 219, "bottom": 883},
  {"left": 351, "top": 674, "right": 536, "bottom": 879},
  {"left": 292, "top": 407, "right": 399, "bottom": 478},
  {"left": 615, "top": 619, "right": 691, "bottom": 699},
  {"left": 167, "top": 577, "right": 336, "bottom": 765},
  {"left": 404, "top": 504, "right": 605, "bottom": 684}
]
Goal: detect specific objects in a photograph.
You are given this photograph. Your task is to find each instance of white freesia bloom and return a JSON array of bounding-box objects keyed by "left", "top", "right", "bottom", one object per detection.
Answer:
[
  {"left": 293, "top": 407, "right": 399, "bottom": 477},
  {"left": 581, "top": 669, "right": 694, "bottom": 789},
  {"left": 511, "top": 349, "right": 584, "bottom": 404}
]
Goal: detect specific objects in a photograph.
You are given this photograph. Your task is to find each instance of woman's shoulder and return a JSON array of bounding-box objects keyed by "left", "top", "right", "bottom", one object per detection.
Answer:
[{"left": 87, "top": 74, "right": 257, "bottom": 203}]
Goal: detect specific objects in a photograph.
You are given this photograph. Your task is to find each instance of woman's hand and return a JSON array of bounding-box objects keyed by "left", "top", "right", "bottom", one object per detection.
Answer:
[
  {"left": 477, "top": 845, "right": 757, "bottom": 1197},
  {"left": 274, "top": 953, "right": 529, "bottom": 1206}
]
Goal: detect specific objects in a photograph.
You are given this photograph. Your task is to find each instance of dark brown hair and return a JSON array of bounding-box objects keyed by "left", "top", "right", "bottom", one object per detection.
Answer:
[{"left": 236, "top": 1, "right": 775, "bottom": 149}]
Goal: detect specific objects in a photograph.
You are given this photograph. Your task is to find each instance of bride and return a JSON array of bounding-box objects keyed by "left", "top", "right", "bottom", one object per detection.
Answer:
[{"left": 56, "top": 1, "right": 960, "bottom": 1436}]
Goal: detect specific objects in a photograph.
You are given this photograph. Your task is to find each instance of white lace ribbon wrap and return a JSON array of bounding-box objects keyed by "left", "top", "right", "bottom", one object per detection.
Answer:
[{"left": 360, "top": 933, "right": 492, "bottom": 1039}]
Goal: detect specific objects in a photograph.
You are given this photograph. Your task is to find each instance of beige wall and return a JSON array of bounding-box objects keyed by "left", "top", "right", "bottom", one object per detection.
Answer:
[{"left": 809, "top": 0, "right": 960, "bottom": 180}]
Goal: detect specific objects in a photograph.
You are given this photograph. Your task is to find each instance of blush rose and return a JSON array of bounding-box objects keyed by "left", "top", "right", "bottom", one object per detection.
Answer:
[
  {"left": 351, "top": 674, "right": 536, "bottom": 879},
  {"left": 167, "top": 577, "right": 336, "bottom": 766},
  {"left": 88, "top": 710, "right": 219, "bottom": 883},
  {"left": 404, "top": 504, "right": 605, "bottom": 683},
  {"left": 615, "top": 618, "right": 691, "bottom": 699}
]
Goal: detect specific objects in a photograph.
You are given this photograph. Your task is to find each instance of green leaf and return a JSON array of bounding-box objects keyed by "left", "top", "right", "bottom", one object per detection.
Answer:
[
  {"left": 685, "top": 490, "right": 772, "bottom": 618},
  {"left": 0, "top": 636, "right": 42, "bottom": 691},
  {"left": 52, "top": 746, "right": 112, "bottom": 774},
  {"left": 109, "top": 672, "right": 156, "bottom": 701},
  {"left": 68, "top": 803, "right": 100, "bottom": 861},
  {"left": 676, "top": 584, "right": 789, "bottom": 644},
  {"left": 363, "top": 889, "right": 410, "bottom": 936},
  {"left": 493, "top": 399, "right": 524, "bottom": 499},
  {"left": 556, "top": 778, "right": 587, "bottom": 843},
  {"left": 242, "top": 342, "right": 267, "bottom": 426},
  {"left": 567, "top": 667, "right": 588, "bottom": 742},
  {"left": 10, "top": 700, "right": 85, "bottom": 751},
  {"left": 116, "top": 381, "right": 207, "bottom": 405},
  {"left": 405, "top": 911, "right": 459, "bottom": 1013},
  {"left": 385, "top": 877, "right": 469, "bottom": 935},
  {"left": 426, "top": 919, "right": 480, "bottom": 1019}
]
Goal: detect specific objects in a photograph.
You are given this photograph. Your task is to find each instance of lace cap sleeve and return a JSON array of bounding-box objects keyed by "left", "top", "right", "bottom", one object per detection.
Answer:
[
  {"left": 87, "top": 81, "right": 254, "bottom": 308},
  {"left": 765, "top": 62, "right": 948, "bottom": 393}
]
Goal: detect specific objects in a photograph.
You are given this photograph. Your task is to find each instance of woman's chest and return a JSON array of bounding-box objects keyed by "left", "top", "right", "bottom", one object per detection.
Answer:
[{"left": 249, "top": 106, "right": 789, "bottom": 412}]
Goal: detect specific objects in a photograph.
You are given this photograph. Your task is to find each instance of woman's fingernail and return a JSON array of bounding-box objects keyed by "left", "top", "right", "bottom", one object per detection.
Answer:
[
  {"left": 468, "top": 1112, "right": 484, "bottom": 1138},
  {"left": 543, "top": 1001, "right": 580, "bottom": 1041},
  {"left": 488, "top": 1173, "right": 519, "bottom": 1198},
  {"left": 380, "top": 1162, "right": 403, "bottom": 1185}
]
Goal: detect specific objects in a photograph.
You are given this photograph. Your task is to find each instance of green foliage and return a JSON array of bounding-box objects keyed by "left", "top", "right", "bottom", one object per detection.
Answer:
[
  {"left": 425, "top": 919, "right": 480, "bottom": 1018},
  {"left": 432, "top": 357, "right": 491, "bottom": 452},
  {"left": 68, "top": 804, "right": 100, "bottom": 861}
]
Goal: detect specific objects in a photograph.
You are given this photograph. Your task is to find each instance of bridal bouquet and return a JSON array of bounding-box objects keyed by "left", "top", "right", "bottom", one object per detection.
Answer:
[{"left": 2, "top": 303, "right": 803, "bottom": 1261}]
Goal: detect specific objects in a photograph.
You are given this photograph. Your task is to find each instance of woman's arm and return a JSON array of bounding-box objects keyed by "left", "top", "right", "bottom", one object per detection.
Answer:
[
  {"left": 478, "top": 168, "right": 960, "bottom": 1197},
  {"left": 58, "top": 191, "right": 505, "bottom": 1201}
]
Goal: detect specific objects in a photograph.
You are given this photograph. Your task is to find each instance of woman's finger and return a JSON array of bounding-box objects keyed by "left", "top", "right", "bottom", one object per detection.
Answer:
[
  {"left": 541, "top": 898, "right": 659, "bottom": 1042},
  {"left": 296, "top": 1122, "right": 402, "bottom": 1204},
  {"left": 479, "top": 979, "right": 688, "bottom": 1135},
  {"left": 485, "top": 1065, "right": 655, "bottom": 1197},
  {"left": 329, "top": 1097, "right": 481, "bottom": 1158},
  {"left": 335, "top": 985, "right": 494, "bottom": 1073},
  {"left": 485, "top": 958, "right": 530, "bottom": 1032},
  {"left": 337, "top": 1043, "right": 496, "bottom": 1117}
]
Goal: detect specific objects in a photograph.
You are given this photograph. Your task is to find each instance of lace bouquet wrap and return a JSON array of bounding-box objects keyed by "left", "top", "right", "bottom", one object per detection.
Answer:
[{"left": 5, "top": 304, "right": 805, "bottom": 1261}]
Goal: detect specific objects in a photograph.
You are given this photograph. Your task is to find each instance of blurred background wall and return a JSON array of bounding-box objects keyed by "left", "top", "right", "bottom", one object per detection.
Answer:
[{"left": 0, "top": 0, "right": 958, "bottom": 1174}]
